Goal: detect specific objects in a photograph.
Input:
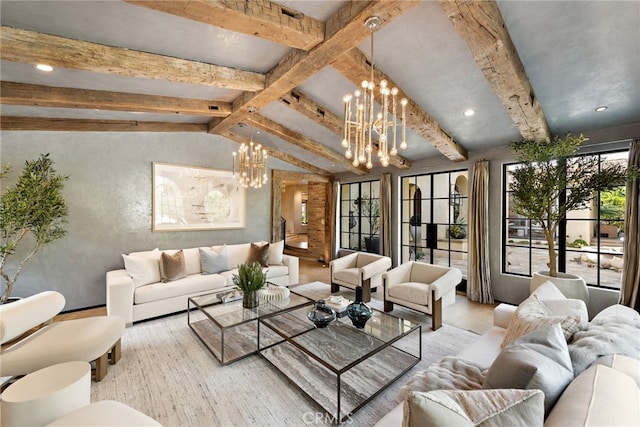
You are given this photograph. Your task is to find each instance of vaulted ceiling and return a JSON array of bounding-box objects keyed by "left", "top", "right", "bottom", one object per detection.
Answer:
[{"left": 1, "top": 1, "right": 639, "bottom": 176}]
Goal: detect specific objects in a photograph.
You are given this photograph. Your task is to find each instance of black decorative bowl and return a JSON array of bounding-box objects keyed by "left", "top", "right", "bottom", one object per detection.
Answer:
[{"left": 307, "top": 300, "right": 336, "bottom": 328}]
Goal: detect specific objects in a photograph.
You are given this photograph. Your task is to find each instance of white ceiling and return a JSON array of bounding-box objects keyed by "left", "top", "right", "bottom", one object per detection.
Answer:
[{"left": 1, "top": 0, "right": 638, "bottom": 175}]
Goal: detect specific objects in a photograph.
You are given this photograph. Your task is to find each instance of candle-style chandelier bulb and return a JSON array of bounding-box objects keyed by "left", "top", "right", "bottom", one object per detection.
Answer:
[{"left": 341, "top": 16, "right": 408, "bottom": 169}]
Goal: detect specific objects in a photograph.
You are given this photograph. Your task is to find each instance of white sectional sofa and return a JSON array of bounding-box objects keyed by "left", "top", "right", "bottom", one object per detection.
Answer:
[
  {"left": 106, "top": 241, "right": 298, "bottom": 325},
  {"left": 375, "top": 281, "right": 640, "bottom": 426}
]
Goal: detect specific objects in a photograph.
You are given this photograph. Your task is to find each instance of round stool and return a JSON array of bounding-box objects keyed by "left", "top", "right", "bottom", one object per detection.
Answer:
[
  {"left": 46, "top": 400, "right": 161, "bottom": 426},
  {"left": 1, "top": 361, "right": 91, "bottom": 426}
]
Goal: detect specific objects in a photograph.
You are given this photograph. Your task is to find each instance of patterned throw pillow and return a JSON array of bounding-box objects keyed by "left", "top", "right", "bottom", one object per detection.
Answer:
[
  {"left": 501, "top": 295, "right": 581, "bottom": 348},
  {"left": 160, "top": 250, "right": 187, "bottom": 282}
]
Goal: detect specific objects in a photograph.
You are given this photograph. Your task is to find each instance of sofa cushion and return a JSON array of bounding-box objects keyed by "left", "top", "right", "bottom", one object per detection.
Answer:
[
  {"left": 182, "top": 248, "right": 202, "bottom": 275},
  {"left": 544, "top": 364, "right": 640, "bottom": 427},
  {"left": 501, "top": 295, "right": 581, "bottom": 348},
  {"left": 247, "top": 242, "right": 270, "bottom": 267},
  {"left": 199, "top": 246, "right": 230, "bottom": 274},
  {"left": 134, "top": 274, "right": 227, "bottom": 304},
  {"left": 594, "top": 354, "right": 640, "bottom": 387},
  {"left": 160, "top": 250, "right": 187, "bottom": 282},
  {"left": 334, "top": 268, "right": 360, "bottom": 284},
  {"left": 269, "top": 240, "right": 285, "bottom": 265},
  {"left": 388, "top": 282, "right": 431, "bottom": 306},
  {"left": 122, "top": 249, "right": 161, "bottom": 288},
  {"left": 402, "top": 389, "right": 544, "bottom": 427},
  {"left": 483, "top": 324, "right": 574, "bottom": 415}
]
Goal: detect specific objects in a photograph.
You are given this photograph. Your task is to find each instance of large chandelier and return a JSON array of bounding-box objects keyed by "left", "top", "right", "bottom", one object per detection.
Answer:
[
  {"left": 232, "top": 107, "right": 268, "bottom": 188},
  {"left": 341, "top": 16, "right": 408, "bottom": 169}
]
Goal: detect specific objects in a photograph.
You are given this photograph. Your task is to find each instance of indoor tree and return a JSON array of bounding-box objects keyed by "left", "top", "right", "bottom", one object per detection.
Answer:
[
  {"left": 509, "top": 134, "right": 629, "bottom": 277},
  {"left": 1, "top": 154, "right": 69, "bottom": 303}
]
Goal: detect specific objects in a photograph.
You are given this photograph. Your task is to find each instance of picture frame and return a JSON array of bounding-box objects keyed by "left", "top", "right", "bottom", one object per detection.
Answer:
[{"left": 152, "top": 162, "right": 245, "bottom": 232}]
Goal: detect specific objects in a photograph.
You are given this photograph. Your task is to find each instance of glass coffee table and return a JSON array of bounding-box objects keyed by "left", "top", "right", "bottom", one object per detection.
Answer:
[
  {"left": 188, "top": 291, "right": 314, "bottom": 365},
  {"left": 259, "top": 298, "right": 421, "bottom": 422}
]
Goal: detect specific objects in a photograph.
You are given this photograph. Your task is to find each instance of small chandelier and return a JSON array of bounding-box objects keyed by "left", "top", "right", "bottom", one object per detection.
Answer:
[
  {"left": 232, "top": 107, "right": 268, "bottom": 188},
  {"left": 341, "top": 16, "right": 408, "bottom": 169}
]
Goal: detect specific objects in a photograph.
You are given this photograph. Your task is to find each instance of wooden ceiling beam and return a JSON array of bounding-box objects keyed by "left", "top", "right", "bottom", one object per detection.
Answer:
[
  {"left": 250, "top": 114, "right": 368, "bottom": 176},
  {"left": 0, "top": 82, "right": 232, "bottom": 117},
  {"left": 126, "top": 0, "right": 324, "bottom": 51},
  {"left": 440, "top": 0, "right": 550, "bottom": 141},
  {"left": 0, "top": 26, "right": 264, "bottom": 92},
  {"left": 332, "top": 49, "right": 468, "bottom": 162},
  {"left": 219, "top": 129, "right": 331, "bottom": 177},
  {"left": 209, "top": 1, "right": 419, "bottom": 135},
  {"left": 279, "top": 89, "right": 411, "bottom": 169},
  {"left": 0, "top": 117, "right": 206, "bottom": 132}
]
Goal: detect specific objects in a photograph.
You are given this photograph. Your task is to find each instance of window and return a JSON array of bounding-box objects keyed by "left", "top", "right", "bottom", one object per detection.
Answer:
[
  {"left": 340, "top": 180, "right": 380, "bottom": 253},
  {"left": 503, "top": 150, "right": 629, "bottom": 289},
  {"left": 400, "top": 170, "right": 468, "bottom": 278}
]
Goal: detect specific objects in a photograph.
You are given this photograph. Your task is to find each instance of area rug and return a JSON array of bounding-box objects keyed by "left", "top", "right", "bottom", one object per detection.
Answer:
[{"left": 93, "top": 285, "right": 479, "bottom": 426}]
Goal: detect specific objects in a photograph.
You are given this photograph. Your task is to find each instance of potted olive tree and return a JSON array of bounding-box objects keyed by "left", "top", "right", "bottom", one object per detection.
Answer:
[
  {"left": 1, "top": 154, "right": 69, "bottom": 304},
  {"left": 509, "top": 134, "right": 629, "bottom": 294},
  {"left": 358, "top": 195, "right": 380, "bottom": 253}
]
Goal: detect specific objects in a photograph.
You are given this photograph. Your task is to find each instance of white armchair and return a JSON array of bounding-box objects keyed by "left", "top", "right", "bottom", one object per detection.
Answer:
[
  {"left": 329, "top": 252, "right": 392, "bottom": 302},
  {"left": 0, "top": 291, "right": 125, "bottom": 381},
  {"left": 382, "top": 261, "right": 462, "bottom": 330}
]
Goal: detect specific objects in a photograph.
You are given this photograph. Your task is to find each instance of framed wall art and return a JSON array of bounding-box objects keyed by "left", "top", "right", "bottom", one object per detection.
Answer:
[{"left": 152, "top": 162, "right": 245, "bottom": 231}]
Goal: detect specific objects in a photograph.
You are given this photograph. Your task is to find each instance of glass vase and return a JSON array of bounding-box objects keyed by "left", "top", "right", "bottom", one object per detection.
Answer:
[
  {"left": 347, "top": 286, "right": 372, "bottom": 328},
  {"left": 242, "top": 290, "right": 259, "bottom": 309}
]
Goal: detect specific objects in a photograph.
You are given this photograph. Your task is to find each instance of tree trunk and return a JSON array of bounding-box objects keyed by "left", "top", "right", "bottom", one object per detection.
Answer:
[{"left": 545, "top": 229, "right": 557, "bottom": 277}]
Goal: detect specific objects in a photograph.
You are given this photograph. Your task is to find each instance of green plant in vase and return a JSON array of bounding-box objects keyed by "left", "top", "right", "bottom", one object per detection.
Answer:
[{"left": 232, "top": 262, "right": 266, "bottom": 308}]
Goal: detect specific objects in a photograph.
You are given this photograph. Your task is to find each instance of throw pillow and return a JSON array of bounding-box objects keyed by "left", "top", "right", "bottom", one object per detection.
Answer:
[
  {"left": 269, "top": 240, "right": 285, "bottom": 265},
  {"left": 247, "top": 242, "right": 270, "bottom": 267},
  {"left": 160, "top": 250, "right": 187, "bottom": 282},
  {"left": 531, "top": 280, "right": 566, "bottom": 300},
  {"left": 199, "top": 246, "right": 230, "bottom": 274},
  {"left": 402, "top": 389, "right": 544, "bottom": 427},
  {"left": 122, "top": 248, "right": 161, "bottom": 288},
  {"left": 483, "top": 323, "right": 574, "bottom": 415},
  {"left": 501, "top": 294, "right": 581, "bottom": 348}
]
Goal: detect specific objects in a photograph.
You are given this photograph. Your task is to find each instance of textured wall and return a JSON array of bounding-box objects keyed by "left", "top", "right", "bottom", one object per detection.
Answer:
[{"left": 1, "top": 131, "right": 297, "bottom": 311}]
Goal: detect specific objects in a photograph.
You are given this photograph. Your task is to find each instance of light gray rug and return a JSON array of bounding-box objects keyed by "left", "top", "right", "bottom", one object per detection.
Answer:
[{"left": 93, "top": 283, "right": 479, "bottom": 426}]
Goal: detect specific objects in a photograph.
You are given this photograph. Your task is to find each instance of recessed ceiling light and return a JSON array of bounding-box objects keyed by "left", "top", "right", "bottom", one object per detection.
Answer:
[
  {"left": 35, "top": 64, "right": 54, "bottom": 72},
  {"left": 595, "top": 106, "right": 608, "bottom": 112},
  {"left": 463, "top": 109, "right": 476, "bottom": 117}
]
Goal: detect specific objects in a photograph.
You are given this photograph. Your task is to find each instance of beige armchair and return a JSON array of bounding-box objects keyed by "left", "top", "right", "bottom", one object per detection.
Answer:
[
  {"left": 329, "top": 252, "right": 391, "bottom": 302},
  {"left": 0, "top": 291, "right": 125, "bottom": 381},
  {"left": 382, "top": 261, "right": 462, "bottom": 330}
]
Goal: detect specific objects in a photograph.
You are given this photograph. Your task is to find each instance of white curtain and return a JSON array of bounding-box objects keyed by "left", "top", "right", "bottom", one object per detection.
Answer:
[
  {"left": 620, "top": 139, "right": 640, "bottom": 310},
  {"left": 468, "top": 160, "right": 494, "bottom": 303},
  {"left": 381, "top": 173, "right": 392, "bottom": 258}
]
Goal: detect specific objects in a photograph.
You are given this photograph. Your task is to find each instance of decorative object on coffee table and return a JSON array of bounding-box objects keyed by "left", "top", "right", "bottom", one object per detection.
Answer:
[
  {"left": 258, "top": 283, "right": 290, "bottom": 303},
  {"left": 232, "top": 262, "right": 266, "bottom": 309},
  {"left": 347, "top": 286, "right": 372, "bottom": 328},
  {"left": 307, "top": 300, "right": 336, "bottom": 328}
]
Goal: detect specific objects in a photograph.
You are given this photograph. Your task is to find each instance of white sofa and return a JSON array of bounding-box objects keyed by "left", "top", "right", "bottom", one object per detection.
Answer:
[
  {"left": 375, "top": 282, "right": 640, "bottom": 426},
  {"left": 106, "top": 242, "right": 299, "bottom": 325}
]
